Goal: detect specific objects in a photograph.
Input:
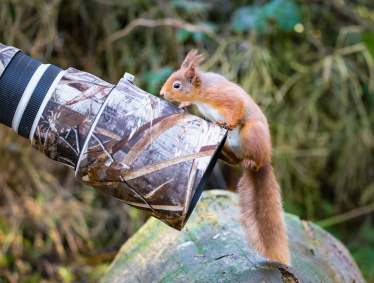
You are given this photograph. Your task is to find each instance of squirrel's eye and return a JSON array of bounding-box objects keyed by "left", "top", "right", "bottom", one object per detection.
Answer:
[{"left": 173, "top": 82, "right": 181, "bottom": 89}]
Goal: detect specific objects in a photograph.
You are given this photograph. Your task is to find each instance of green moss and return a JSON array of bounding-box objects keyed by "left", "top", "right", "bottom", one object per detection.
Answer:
[{"left": 104, "top": 191, "right": 364, "bottom": 283}]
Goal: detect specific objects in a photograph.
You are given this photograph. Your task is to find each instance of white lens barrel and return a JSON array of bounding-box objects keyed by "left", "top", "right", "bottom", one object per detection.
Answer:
[{"left": 12, "top": 63, "right": 50, "bottom": 133}]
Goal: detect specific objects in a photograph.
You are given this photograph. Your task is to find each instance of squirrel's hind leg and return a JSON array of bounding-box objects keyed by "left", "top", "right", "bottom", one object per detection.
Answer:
[
  {"left": 239, "top": 120, "right": 271, "bottom": 170},
  {"left": 241, "top": 158, "right": 259, "bottom": 171}
]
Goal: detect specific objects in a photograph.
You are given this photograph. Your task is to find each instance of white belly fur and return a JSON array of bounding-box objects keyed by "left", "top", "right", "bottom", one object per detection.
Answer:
[
  {"left": 194, "top": 102, "right": 225, "bottom": 123},
  {"left": 227, "top": 127, "right": 243, "bottom": 158},
  {"left": 194, "top": 102, "right": 243, "bottom": 158}
]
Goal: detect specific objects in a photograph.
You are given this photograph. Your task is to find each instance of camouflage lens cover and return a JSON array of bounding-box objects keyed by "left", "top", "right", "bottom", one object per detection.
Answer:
[{"left": 76, "top": 78, "right": 227, "bottom": 230}]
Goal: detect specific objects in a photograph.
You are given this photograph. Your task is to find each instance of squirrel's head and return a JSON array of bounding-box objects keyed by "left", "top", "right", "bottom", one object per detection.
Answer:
[{"left": 160, "top": 49, "right": 204, "bottom": 102}]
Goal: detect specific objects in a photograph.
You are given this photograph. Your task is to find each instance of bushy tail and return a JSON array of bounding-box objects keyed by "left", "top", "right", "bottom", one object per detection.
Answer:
[{"left": 238, "top": 162, "right": 290, "bottom": 265}]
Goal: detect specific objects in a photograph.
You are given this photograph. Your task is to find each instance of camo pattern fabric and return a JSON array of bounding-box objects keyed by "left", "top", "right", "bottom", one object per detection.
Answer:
[
  {"left": 0, "top": 43, "right": 20, "bottom": 77},
  {"left": 32, "top": 67, "right": 115, "bottom": 169},
  {"left": 76, "top": 78, "right": 226, "bottom": 230}
]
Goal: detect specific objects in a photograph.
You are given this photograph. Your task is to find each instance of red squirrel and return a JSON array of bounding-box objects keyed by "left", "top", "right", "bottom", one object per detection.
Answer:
[{"left": 160, "top": 49, "right": 290, "bottom": 265}]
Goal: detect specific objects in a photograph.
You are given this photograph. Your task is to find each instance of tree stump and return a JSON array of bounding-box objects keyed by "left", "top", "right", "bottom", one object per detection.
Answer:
[{"left": 103, "top": 190, "right": 365, "bottom": 283}]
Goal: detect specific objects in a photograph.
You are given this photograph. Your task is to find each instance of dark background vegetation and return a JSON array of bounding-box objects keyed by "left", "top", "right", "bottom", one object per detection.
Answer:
[{"left": 1, "top": 0, "right": 374, "bottom": 282}]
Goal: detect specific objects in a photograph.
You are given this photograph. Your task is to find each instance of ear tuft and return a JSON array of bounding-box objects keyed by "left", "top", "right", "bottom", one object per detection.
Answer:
[
  {"left": 181, "top": 49, "right": 199, "bottom": 69},
  {"left": 189, "top": 54, "right": 204, "bottom": 69},
  {"left": 182, "top": 50, "right": 204, "bottom": 82}
]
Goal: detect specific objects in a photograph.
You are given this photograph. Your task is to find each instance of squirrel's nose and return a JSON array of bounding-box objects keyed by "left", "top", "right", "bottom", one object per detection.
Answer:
[{"left": 159, "top": 90, "right": 164, "bottom": 96}]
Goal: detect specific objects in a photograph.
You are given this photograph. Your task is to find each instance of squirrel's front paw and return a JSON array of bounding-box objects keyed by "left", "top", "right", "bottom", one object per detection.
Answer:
[
  {"left": 216, "top": 120, "right": 234, "bottom": 131},
  {"left": 178, "top": 101, "right": 193, "bottom": 109}
]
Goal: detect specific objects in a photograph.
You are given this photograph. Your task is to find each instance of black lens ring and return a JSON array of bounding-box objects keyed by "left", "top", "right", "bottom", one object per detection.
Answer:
[
  {"left": 0, "top": 52, "right": 42, "bottom": 127},
  {"left": 183, "top": 133, "right": 227, "bottom": 226},
  {"left": 18, "top": 64, "right": 62, "bottom": 138},
  {"left": 0, "top": 51, "right": 23, "bottom": 124}
]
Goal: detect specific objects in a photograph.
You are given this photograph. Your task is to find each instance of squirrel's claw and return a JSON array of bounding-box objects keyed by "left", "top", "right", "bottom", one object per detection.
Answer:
[
  {"left": 178, "top": 101, "right": 193, "bottom": 109},
  {"left": 216, "top": 120, "right": 234, "bottom": 131}
]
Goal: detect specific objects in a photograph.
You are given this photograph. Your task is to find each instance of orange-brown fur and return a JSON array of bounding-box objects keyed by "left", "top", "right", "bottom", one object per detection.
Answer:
[{"left": 160, "top": 50, "right": 290, "bottom": 265}]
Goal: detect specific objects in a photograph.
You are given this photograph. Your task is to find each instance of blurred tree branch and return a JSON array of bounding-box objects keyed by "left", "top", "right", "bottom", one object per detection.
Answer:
[
  {"left": 101, "top": 18, "right": 214, "bottom": 54},
  {"left": 89, "top": 18, "right": 215, "bottom": 70},
  {"left": 328, "top": 0, "right": 374, "bottom": 32},
  {"left": 317, "top": 202, "right": 374, "bottom": 228}
]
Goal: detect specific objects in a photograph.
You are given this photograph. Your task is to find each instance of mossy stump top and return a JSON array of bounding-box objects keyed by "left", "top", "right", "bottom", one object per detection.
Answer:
[{"left": 103, "top": 190, "right": 365, "bottom": 283}]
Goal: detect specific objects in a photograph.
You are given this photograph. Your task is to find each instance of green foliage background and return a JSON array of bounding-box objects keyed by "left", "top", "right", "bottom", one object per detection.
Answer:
[{"left": 0, "top": 0, "right": 374, "bottom": 282}]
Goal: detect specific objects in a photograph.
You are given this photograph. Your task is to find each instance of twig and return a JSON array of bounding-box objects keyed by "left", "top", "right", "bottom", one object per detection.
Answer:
[
  {"left": 338, "top": 43, "right": 367, "bottom": 56},
  {"left": 215, "top": 253, "right": 234, "bottom": 260},
  {"left": 329, "top": 1, "right": 374, "bottom": 33},
  {"left": 87, "top": 16, "right": 216, "bottom": 75},
  {"left": 1, "top": 269, "right": 17, "bottom": 283},
  {"left": 317, "top": 202, "right": 374, "bottom": 228},
  {"left": 99, "top": 18, "right": 214, "bottom": 56}
]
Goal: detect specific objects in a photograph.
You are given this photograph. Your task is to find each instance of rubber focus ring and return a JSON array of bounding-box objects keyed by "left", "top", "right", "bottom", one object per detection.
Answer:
[
  {"left": 0, "top": 51, "right": 22, "bottom": 124},
  {"left": 18, "top": 65, "right": 62, "bottom": 138},
  {"left": 0, "top": 52, "right": 41, "bottom": 127}
]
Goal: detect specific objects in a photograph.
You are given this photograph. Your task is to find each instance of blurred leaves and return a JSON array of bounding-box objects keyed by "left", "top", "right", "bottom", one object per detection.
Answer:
[
  {"left": 144, "top": 67, "right": 174, "bottom": 94},
  {"left": 264, "top": 0, "right": 300, "bottom": 31},
  {"left": 232, "top": 6, "right": 265, "bottom": 34},
  {"left": 0, "top": 126, "right": 146, "bottom": 282},
  {"left": 57, "top": 267, "right": 73, "bottom": 282},
  {"left": 170, "top": 0, "right": 212, "bottom": 13},
  {"left": 177, "top": 22, "right": 216, "bottom": 43},
  {"left": 362, "top": 31, "right": 374, "bottom": 57},
  {"left": 231, "top": 0, "right": 301, "bottom": 34}
]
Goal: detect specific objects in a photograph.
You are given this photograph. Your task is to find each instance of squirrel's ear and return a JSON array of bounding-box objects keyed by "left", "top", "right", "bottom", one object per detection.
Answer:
[
  {"left": 184, "top": 67, "right": 196, "bottom": 81},
  {"left": 184, "top": 54, "right": 204, "bottom": 82},
  {"left": 181, "top": 49, "right": 198, "bottom": 69}
]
